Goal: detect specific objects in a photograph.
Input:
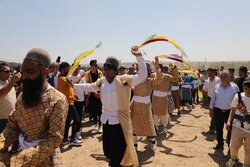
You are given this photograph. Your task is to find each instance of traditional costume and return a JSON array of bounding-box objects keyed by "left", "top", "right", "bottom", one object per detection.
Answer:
[
  {"left": 74, "top": 55, "right": 147, "bottom": 167},
  {"left": 0, "top": 86, "right": 68, "bottom": 166},
  {"left": 152, "top": 68, "right": 180, "bottom": 131}
]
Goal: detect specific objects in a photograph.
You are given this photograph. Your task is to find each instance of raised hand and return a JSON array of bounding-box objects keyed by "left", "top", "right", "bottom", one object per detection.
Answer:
[
  {"left": 10, "top": 72, "right": 21, "bottom": 85},
  {"left": 131, "top": 46, "right": 142, "bottom": 57}
]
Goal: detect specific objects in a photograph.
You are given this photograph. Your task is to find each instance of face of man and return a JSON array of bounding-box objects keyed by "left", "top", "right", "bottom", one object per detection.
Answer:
[
  {"left": 21, "top": 59, "right": 47, "bottom": 107},
  {"left": 0, "top": 65, "right": 11, "bottom": 81},
  {"left": 207, "top": 70, "right": 215, "bottom": 79},
  {"left": 243, "top": 84, "right": 250, "bottom": 96},
  {"left": 53, "top": 65, "right": 59, "bottom": 74},
  {"left": 239, "top": 70, "right": 247, "bottom": 78},
  {"left": 61, "top": 66, "right": 70, "bottom": 77},
  {"left": 90, "top": 63, "right": 98, "bottom": 72},
  {"left": 219, "top": 73, "right": 230, "bottom": 86},
  {"left": 103, "top": 66, "right": 116, "bottom": 83}
]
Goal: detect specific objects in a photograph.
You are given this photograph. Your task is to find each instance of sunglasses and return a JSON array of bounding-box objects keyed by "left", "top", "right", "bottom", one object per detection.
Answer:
[{"left": 0, "top": 70, "right": 11, "bottom": 74}]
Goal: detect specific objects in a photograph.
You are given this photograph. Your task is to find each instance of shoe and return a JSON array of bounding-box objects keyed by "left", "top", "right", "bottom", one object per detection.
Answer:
[
  {"left": 134, "top": 144, "right": 138, "bottom": 151},
  {"left": 163, "top": 127, "right": 168, "bottom": 134},
  {"left": 98, "top": 124, "right": 102, "bottom": 133},
  {"left": 149, "top": 140, "right": 157, "bottom": 151},
  {"left": 207, "top": 129, "right": 215, "bottom": 135},
  {"left": 69, "top": 138, "right": 82, "bottom": 146},
  {"left": 76, "top": 132, "right": 82, "bottom": 140},
  {"left": 213, "top": 144, "right": 223, "bottom": 150},
  {"left": 62, "top": 138, "right": 69, "bottom": 145},
  {"left": 95, "top": 124, "right": 99, "bottom": 131},
  {"left": 225, "top": 158, "right": 239, "bottom": 167}
]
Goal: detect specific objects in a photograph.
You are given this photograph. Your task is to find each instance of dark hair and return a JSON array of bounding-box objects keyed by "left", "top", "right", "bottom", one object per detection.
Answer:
[
  {"left": 59, "top": 62, "right": 70, "bottom": 71},
  {"left": 228, "top": 68, "right": 235, "bottom": 73},
  {"left": 0, "top": 62, "right": 9, "bottom": 70},
  {"left": 104, "top": 63, "right": 118, "bottom": 71},
  {"left": 239, "top": 66, "right": 248, "bottom": 74},
  {"left": 90, "top": 59, "right": 97, "bottom": 66},
  {"left": 207, "top": 68, "right": 216, "bottom": 72},
  {"left": 56, "top": 56, "right": 61, "bottom": 63},
  {"left": 243, "top": 82, "right": 250, "bottom": 88}
]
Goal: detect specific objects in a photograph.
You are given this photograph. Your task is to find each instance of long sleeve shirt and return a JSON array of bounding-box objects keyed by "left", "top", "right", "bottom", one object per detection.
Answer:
[
  {"left": 0, "top": 86, "right": 68, "bottom": 166},
  {"left": 203, "top": 77, "right": 220, "bottom": 97},
  {"left": 74, "top": 55, "right": 147, "bottom": 125},
  {"left": 209, "top": 83, "right": 239, "bottom": 110}
]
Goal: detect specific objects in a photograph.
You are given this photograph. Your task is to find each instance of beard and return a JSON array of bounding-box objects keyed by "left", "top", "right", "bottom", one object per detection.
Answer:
[{"left": 22, "top": 74, "right": 44, "bottom": 107}]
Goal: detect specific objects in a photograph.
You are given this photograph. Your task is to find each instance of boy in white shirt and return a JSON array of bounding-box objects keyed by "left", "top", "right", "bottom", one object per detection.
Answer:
[{"left": 226, "top": 78, "right": 250, "bottom": 167}]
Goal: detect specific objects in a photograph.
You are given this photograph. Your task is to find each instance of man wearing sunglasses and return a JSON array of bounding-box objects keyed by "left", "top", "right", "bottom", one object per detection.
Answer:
[{"left": 0, "top": 62, "right": 21, "bottom": 133}]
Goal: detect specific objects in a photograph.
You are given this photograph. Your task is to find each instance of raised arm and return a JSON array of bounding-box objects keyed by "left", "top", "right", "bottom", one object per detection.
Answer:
[
  {"left": 74, "top": 77, "right": 105, "bottom": 93},
  {"left": 130, "top": 46, "right": 147, "bottom": 88}
]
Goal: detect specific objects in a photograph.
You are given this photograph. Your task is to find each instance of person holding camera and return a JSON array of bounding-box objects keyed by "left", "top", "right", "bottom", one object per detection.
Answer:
[{"left": 226, "top": 78, "right": 250, "bottom": 167}]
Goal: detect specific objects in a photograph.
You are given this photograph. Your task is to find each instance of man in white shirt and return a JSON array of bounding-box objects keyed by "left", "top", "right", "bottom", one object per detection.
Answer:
[
  {"left": 69, "top": 65, "right": 87, "bottom": 142},
  {"left": 226, "top": 78, "right": 250, "bottom": 167},
  {"left": 0, "top": 62, "right": 21, "bottom": 133},
  {"left": 74, "top": 46, "right": 147, "bottom": 167},
  {"left": 203, "top": 68, "right": 220, "bottom": 134}
]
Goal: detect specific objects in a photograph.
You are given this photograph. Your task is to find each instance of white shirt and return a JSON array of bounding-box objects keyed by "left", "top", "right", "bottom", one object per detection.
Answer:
[
  {"left": 0, "top": 80, "right": 16, "bottom": 119},
  {"left": 53, "top": 72, "right": 60, "bottom": 89},
  {"left": 203, "top": 77, "right": 220, "bottom": 97},
  {"left": 74, "top": 56, "right": 147, "bottom": 125},
  {"left": 231, "top": 93, "right": 250, "bottom": 133},
  {"left": 69, "top": 74, "right": 86, "bottom": 102}
]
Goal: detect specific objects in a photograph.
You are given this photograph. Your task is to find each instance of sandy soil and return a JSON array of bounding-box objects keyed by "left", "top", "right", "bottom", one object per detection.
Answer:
[{"left": 61, "top": 105, "right": 245, "bottom": 167}]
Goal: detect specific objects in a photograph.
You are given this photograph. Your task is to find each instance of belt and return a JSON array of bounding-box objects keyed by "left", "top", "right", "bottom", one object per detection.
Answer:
[
  {"left": 19, "top": 133, "right": 42, "bottom": 150},
  {"left": 153, "top": 90, "right": 167, "bottom": 97},
  {"left": 215, "top": 107, "right": 230, "bottom": 112},
  {"left": 131, "top": 95, "right": 150, "bottom": 104},
  {"left": 182, "top": 85, "right": 192, "bottom": 88}
]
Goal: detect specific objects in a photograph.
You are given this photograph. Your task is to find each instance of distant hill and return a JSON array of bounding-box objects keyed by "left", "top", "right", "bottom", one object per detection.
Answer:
[
  {"left": 1, "top": 60, "right": 249, "bottom": 72},
  {"left": 189, "top": 61, "right": 250, "bottom": 71}
]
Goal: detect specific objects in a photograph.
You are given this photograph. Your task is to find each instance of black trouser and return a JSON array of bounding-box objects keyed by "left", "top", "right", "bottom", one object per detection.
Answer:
[
  {"left": 0, "top": 119, "right": 8, "bottom": 133},
  {"left": 192, "top": 88, "right": 199, "bottom": 103},
  {"left": 208, "top": 97, "right": 216, "bottom": 132},
  {"left": 103, "top": 122, "right": 126, "bottom": 167},
  {"left": 74, "top": 100, "right": 84, "bottom": 132},
  {"left": 88, "top": 94, "right": 102, "bottom": 125},
  {"left": 64, "top": 105, "right": 79, "bottom": 140},
  {"left": 214, "top": 107, "right": 230, "bottom": 146}
]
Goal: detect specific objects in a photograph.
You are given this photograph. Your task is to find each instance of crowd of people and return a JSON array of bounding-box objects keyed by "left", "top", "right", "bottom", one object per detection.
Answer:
[{"left": 0, "top": 46, "right": 250, "bottom": 167}]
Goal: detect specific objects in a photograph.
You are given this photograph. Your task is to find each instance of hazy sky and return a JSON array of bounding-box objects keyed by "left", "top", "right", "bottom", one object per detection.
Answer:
[{"left": 1, "top": 0, "right": 250, "bottom": 64}]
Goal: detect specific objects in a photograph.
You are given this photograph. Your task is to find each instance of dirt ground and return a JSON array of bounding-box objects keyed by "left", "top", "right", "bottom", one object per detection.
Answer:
[{"left": 61, "top": 105, "right": 245, "bottom": 167}]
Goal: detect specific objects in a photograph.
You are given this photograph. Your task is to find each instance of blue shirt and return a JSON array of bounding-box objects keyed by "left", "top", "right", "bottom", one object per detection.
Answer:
[{"left": 209, "top": 83, "right": 239, "bottom": 110}]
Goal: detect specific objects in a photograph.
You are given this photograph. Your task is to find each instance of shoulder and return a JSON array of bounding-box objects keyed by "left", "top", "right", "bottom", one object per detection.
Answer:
[
  {"left": 215, "top": 83, "right": 221, "bottom": 89},
  {"left": 48, "top": 88, "right": 67, "bottom": 103},
  {"left": 231, "top": 84, "right": 239, "bottom": 90},
  {"left": 85, "top": 70, "right": 91, "bottom": 75},
  {"left": 97, "top": 69, "right": 103, "bottom": 74}
]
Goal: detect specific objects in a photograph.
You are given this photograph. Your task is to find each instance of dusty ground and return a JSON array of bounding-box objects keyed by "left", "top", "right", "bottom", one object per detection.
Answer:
[{"left": 61, "top": 105, "right": 245, "bottom": 167}]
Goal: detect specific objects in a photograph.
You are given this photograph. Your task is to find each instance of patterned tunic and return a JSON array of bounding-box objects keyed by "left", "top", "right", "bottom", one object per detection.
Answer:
[
  {"left": 0, "top": 87, "right": 68, "bottom": 167},
  {"left": 130, "top": 78, "right": 156, "bottom": 137},
  {"left": 152, "top": 68, "right": 180, "bottom": 116}
]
